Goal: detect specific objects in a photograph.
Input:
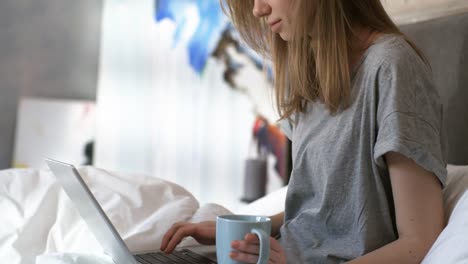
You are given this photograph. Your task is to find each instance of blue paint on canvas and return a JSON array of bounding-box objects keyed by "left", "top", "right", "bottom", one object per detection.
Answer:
[{"left": 155, "top": 0, "right": 228, "bottom": 74}]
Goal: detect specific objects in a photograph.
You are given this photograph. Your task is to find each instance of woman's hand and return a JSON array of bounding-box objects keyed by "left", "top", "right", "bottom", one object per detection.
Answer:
[
  {"left": 160, "top": 221, "right": 216, "bottom": 254},
  {"left": 230, "top": 233, "right": 287, "bottom": 264}
]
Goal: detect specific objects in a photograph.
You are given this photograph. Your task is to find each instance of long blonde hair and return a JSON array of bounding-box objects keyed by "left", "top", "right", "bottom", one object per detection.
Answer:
[{"left": 221, "top": 0, "right": 427, "bottom": 120}]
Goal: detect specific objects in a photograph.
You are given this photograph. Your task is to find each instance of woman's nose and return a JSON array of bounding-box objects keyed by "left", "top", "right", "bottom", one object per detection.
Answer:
[{"left": 252, "top": 0, "right": 271, "bottom": 18}]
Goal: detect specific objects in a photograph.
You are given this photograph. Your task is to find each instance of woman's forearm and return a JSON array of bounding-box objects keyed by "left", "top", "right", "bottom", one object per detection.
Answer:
[
  {"left": 345, "top": 236, "right": 438, "bottom": 264},
  {"left": 269, "top": 212, "right": 285, "bottom": 237}
]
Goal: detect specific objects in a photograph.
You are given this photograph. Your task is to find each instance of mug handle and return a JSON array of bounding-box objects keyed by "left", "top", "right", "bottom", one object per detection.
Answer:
[{"left": 251, "top": 228, "right": 270, "bottom": 264}]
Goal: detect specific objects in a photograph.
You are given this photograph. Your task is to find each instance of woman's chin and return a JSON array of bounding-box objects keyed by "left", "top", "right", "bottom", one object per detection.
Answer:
[{"left": 278, "top": 32, "right": 291, "bottom": 41}]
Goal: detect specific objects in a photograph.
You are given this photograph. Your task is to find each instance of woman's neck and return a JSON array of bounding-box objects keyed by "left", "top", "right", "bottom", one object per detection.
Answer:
[{"left": 348, "top": 27, "right": 383, "bottom": 71}]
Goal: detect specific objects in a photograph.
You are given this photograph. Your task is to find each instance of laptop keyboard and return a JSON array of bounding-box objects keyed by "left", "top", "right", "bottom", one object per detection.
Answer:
[{"left": 135, "top": 249, "right": 216, "bottom": 264}]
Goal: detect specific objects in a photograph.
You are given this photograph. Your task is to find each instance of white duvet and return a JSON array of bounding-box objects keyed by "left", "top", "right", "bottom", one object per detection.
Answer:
[{"left": 0, "top": 167, "right": 232, "bottom": 264}]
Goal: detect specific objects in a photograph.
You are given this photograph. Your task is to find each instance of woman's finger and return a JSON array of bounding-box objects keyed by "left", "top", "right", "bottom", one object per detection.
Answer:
[
  {"left": 160, "top": 222, "right": 185, "bottom": 251},
  {"left": 269, "top": 237, "right": 283, "bottom": 253},
  {"left": 231, "top": 240, "right": 260, "bottom": 254},
  {"left": 268, "top": 238, "right": 287, "bottom": 263},
  {"left": 244, "top": 234, "right": 282, "bottom": 254},
  {"left": 267, "top": 247, "right": 281, "bottom": 263},
  {"left": 230, "top": 251, "right": 259, "bottom": 264},
  {"left": 231, "top": 249, "right": 282, "bottom": 264},
  {"left": 164, "top": 225, "right": 194, "bottom": 253},
  {"left": 244, "top": 233, "right": 260, "bottom": 244},
  {"left": 231, "top": 236, "right": 284, "bottom": 263}
]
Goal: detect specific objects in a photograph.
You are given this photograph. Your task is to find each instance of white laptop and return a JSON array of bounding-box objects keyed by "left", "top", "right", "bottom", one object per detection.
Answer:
[{"left": 45, "top": 158, "right": 217, "bottom": 264}]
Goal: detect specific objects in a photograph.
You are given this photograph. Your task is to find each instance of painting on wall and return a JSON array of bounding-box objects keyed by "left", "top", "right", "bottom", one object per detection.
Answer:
[
  {"left": 96, "top": 0, "right": 287, "bottom": 210},
  {"left": 155, "top": 0, "right": 281, "bottom": 132},
  {"left": 13, "top": 97, "right": 96, "bottom": 169},
  {"left": 154, "top": 0, "right": 289, "bottom": 198},
  {"left": 155, "top": 0, "right": 229, "bottom": 74}
]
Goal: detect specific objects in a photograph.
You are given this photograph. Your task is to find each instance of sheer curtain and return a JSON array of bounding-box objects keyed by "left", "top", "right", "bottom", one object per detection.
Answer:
[{"left": 95, "top": 0, "right": 256, "bottom": 210}]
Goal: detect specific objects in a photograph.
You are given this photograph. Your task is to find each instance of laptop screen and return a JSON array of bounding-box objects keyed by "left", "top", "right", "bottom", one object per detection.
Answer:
[{"left": 46, "top": 158, "right": 138, "bottom": 264}]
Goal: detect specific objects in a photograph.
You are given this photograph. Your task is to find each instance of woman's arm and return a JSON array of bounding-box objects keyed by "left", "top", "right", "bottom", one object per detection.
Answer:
[
  {"left": 269, "top": 211, "right": 285, "bottom": 237},
  {"left": 346, "top": 152, "right": 445, "bottom": 264}
]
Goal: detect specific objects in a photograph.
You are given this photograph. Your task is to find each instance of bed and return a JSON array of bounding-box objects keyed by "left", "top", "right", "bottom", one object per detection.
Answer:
[
  {"left": 1, "top": 9, "right": 468, "bottom": 264},
  {"left": 0, "top": 164, "right": 467, "bottom": 264}
]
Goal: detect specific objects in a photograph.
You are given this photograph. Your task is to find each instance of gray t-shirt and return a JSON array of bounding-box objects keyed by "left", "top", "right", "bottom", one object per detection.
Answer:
[{"left": 279, "top": 34, "right": 447, "bottom": 263}]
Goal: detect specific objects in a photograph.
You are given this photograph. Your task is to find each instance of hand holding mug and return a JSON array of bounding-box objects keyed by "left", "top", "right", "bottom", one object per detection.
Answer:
[
  {"left": 216, "top": 215, "right": 286, "bottom": 264},
  {"left": 230, "top": 233, "right": 287, "bottom": 264}
]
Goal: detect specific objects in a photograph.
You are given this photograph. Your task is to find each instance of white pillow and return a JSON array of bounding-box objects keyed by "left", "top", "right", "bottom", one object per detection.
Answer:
[
  {"left": 235, "top": 186, "right": 287, "bottom": 216},
  {"left": 422, "top": 190, "right": 468, "bottom": 263},
  {"left": 443, "top": 165, "right": 468, "bottom": 221},
  {"left": 422, "top": 165, "right": 468, "bottom": 263}
]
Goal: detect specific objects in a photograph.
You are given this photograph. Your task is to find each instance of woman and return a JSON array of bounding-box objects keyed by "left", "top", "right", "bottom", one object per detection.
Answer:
[{"left": 160, "top": 0, "right": 447, "bottom": 263}]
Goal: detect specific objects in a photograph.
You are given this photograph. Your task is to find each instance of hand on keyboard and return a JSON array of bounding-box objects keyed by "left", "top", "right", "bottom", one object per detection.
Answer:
[{"left": 160, "top": 221, "right": 216, "bottom": 254}]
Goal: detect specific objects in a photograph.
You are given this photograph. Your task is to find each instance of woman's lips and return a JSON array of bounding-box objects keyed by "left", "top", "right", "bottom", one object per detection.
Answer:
[{"left": 269, "top": 20, "right": 282, "bottom": 32}]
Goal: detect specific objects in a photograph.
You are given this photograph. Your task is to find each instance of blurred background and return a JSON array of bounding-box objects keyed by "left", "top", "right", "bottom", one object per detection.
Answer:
[{"left": 0, "top": 0, "right": 467, "bottom": 211}]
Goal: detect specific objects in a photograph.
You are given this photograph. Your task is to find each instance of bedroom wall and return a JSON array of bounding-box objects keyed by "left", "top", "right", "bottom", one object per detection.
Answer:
[
  {"left": 0, "top": 0, "right": 466, "bottom": 170},
  {"left": 0, "top": 0, "right": 102, "bottom": 169}
]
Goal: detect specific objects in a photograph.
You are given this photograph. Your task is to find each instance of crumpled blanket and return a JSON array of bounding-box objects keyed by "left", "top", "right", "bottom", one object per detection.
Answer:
[{"left": 0, "top": 167, "right": 232, "bottom": 264}]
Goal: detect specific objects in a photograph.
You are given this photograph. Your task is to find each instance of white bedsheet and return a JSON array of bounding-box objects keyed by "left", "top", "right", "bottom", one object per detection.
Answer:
[{"left": 0, "top": 167, "right": 232, "bottom": 264}]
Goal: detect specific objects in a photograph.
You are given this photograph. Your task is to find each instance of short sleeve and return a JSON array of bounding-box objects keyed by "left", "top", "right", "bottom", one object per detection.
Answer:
[{"left": 373, "top": 53, "right": 448, "bottom": 186}]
